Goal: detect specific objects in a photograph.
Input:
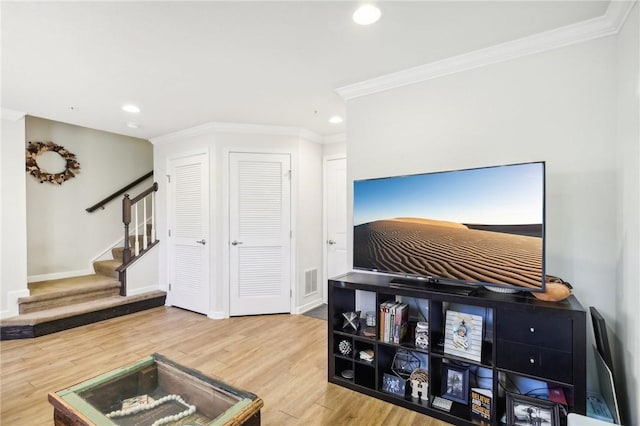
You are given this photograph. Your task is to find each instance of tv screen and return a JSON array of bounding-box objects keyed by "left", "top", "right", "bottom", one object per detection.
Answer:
[{"left": 353, "top": 162, "right": 546, "bottom": 292}]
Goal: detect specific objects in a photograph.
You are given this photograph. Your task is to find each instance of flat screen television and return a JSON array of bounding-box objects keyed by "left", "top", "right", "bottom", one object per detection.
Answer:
[{"left": 353, "top": 161, "right": 546, "bottom": 293}]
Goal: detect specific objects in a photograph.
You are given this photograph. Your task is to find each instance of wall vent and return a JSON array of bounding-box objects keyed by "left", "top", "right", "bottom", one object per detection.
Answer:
[{"left": 304, "top": 268, "right": 318, "bottom": 296}]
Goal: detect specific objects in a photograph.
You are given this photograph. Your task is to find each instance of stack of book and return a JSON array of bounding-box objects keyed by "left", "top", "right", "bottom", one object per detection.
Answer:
[{"left": 379, "top": 301, "right": 409, "bottom": 343}]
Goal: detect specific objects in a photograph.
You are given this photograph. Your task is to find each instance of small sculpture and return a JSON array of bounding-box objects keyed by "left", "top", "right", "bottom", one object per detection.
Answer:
[
  {"left": 409, "top": 368, "right": 429, "bottom": 400},
  {"left": 338, "top": 339, "right": 352, "bottom": 356},
  {"left": 342, "top": 311, "right": 361, "bottom": 331}
]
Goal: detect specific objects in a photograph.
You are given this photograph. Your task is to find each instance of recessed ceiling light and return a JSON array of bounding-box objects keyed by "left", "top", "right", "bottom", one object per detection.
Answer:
[
  {"left": 126, "top": 122, "right": 140, "bottom": 129},
  {"left": 353, "top": 4, "right": 381, "bottom": 25},
  {"left": 122, "top": 104, "right": 141, "bottom": 113},
  {"left": 329, "top": 116, "right": 344, "bottom": 124}
]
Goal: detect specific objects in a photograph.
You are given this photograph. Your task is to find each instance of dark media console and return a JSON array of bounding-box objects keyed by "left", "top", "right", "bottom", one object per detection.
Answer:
[{"left": 328, "top": 272, "right": 586, "bottom": 426}]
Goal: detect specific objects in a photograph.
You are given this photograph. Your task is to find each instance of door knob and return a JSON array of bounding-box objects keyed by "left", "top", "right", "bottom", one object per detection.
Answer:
[
  {"left": 196, "top": 239, "right": 206, "bottom": 245},
  {"left": 231, "top": 240, "right": 243, "bottom": 246},
  {"left": 327, "top": 240, "right": 337, "bottom": 245}
]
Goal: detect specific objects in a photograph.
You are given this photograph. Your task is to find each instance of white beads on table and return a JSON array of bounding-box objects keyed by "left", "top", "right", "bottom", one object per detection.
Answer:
[{"left": 105, "top": 394, "right": 196, "bottom": 426}]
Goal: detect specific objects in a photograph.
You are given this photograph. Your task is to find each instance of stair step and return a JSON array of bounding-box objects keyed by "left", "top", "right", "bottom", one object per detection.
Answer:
[
  {"left": 93, "top": 259, "right": 121, "bottom": 278},
  {"left": 112, "top": 247, "right": 124, "bottom": 262},
  {"left": 1, "top": 291, "right": 167, "bottom": 340},
  {"left": 20, "top": 275, "right": 121, "bottom": 315}
]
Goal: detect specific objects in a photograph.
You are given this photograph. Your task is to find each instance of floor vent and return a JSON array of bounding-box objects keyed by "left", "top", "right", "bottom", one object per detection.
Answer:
[{"left": 305, "top": 268, "right": 318, "bottom": 296}]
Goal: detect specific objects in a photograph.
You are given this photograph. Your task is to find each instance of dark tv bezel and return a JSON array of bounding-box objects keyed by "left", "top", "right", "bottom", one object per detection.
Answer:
[
  {"left": 352, "top": 161, "right": 547, "bottom": 293},
  {"left": 590, "top": 307, "right": 614, "bottom": 372}
]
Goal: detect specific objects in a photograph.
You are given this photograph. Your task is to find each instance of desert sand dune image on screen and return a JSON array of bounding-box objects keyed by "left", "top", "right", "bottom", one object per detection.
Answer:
[{"left": 354, "top": 218, "right": 543, "bottom": 289}]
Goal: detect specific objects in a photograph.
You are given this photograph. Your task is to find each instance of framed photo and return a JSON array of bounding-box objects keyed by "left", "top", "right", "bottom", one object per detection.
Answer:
[
  {"left": 441, "top": 364, "right": 469, "bottom": 405},
  {"left": 506, "top": 393, "right": 560, "bottom": 426},
  {"left": 382, "top": 373, "right": 406, "bottom": 397},
  {"left": 444, "top": 310, "right": 483, "bottom": 362}
]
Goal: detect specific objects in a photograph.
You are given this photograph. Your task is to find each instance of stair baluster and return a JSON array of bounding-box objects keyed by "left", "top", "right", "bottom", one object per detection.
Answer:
[{"left": 119, "top": 182, "right": 159, "bottom": 296}]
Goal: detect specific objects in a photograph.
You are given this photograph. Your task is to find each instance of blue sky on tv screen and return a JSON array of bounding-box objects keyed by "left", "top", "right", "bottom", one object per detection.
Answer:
[{"left": 354, "top": 162, "right": 544, "bottom": 226}]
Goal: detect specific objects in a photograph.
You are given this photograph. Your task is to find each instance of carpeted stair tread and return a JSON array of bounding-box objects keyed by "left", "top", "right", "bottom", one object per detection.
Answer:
[
  {"left": 93, "top": 259, "right": 121, "bottom": 277},
  {"left": 24, "top": 275, "right": 120, "bottom": 301},
  {"left": 112, "top": 247, "right": 124, "bottom": 261},
  {"left": 1, "top": 291, "right": 167, "bottom": 327},
  {"left": 20, "top": 274, "right": 122, "bottom": 314}
]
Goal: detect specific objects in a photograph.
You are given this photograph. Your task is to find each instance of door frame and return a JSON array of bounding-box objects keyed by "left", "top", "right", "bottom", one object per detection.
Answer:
[
  {"left": 322, "top": 154, "right": 347, "bottom": 303},
  {"left": 221, "top": 147, "right": 296, "bottom": 318},
  {"left": 165, "top": 149, "right": 214, "bottom": 316}
]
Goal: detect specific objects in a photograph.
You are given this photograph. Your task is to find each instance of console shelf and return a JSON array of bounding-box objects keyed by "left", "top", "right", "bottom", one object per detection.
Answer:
[{"left": 328, "top": 272, "right": 586, "bottom": 426}]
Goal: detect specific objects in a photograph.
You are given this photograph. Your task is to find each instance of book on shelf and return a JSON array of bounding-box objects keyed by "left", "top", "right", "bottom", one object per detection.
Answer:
[
  {"left": 393, "top": 303, "right": 408, "bottom": 344},
  {"left": 470, "top": 388, "right": 492, "bottom": 423},
  {"left": 379, "top": 301, "right": 397, "bottom": 342},
  {"left": 379, "top": 302, "right": 390, "bottom": 341}
]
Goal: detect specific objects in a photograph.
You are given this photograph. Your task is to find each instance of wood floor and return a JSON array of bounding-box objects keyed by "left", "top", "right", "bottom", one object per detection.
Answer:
[{"left": 0, "top": 306, "right": 450, "bottom": 425}]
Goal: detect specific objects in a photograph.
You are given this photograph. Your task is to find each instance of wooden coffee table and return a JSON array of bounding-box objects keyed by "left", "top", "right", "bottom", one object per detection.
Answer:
[{"left": 48, "top": 353, "right": 262, "bottom": 426}]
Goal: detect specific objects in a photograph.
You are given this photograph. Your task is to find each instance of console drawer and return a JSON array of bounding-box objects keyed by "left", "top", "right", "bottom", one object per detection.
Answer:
[
  {"left": 497, "top": 309, "right": 572, "bottom": 351},
  {"left": 496, "top": 339, "right": 573, "bottom": 383}
]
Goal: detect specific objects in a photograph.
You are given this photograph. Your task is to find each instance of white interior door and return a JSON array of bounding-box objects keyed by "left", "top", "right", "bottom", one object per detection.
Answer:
[
  {"left": 229, "top": 152, "right": 291, "bottom": 316},
  {"left": 168, "top": 153, "right": 209, "bottom": 314},
  {"left": 325, "top": 157, "right": 348, "bottom": 297}
]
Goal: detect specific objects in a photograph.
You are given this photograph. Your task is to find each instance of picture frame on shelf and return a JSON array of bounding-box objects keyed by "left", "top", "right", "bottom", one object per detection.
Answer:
[
  {"left": 441, "top": 364, "right": 469, "bottom": 405},
  {"left": 444, "top": 310, "right": 483, "bottom": 362},
  {"left": 506, "top": 393, "right": 560, "bottom": 426},
  {"left": 382, "top": 373, "right": 406, "bottom": 397}
]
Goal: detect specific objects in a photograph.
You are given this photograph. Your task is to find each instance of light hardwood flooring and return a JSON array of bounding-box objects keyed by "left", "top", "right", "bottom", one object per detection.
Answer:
[{"left": 0, "top": 307, "right": 450, "bottom": 425}]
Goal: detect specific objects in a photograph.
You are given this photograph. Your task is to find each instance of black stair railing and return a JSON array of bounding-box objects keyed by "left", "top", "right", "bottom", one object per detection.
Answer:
[{"left": 86, "top": 171, "right": 153, "bottom": 213}]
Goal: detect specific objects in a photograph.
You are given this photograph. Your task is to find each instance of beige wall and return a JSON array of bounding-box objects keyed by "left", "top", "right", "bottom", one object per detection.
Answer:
[{"left": 25, "top": 116, "right": 153, "bottom": 280}]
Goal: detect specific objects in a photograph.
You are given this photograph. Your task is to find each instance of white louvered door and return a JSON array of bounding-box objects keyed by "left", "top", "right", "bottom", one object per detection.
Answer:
[
  {"left": 168, "top": 153, "right": 209, "bottom": 315},
  {"left": 229, "top": 152, "right": 291, "bottom": 316}
]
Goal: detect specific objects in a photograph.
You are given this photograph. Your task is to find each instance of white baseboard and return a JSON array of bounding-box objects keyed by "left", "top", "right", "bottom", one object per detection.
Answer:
[
  {"left": 28, "top": 269, "right": 93, "bottom": 283},
  {"left": 125, "top": 285, "right": 160, "bottom": 297},
  {"left": 295, "top": 299, "right": 324, "bottom": 315},
  {"left": 208, "top": 311, "right": 226, "bottom": 320},
  {"left": 0, "top": 289, "right": 30, "bottom": 319}
]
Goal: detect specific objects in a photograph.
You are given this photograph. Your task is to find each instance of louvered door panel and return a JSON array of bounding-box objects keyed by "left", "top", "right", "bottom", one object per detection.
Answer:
[
  {"left": 238, "top": 161, "right": 282, "bottom": 240},
  {"left": 175, "top": 163, "right": 202, "bottom": 238},
  {"left": 229, "top": 153, "right": 291, "bottom": 316},
  {"left": 239, "top": 247, "right": 282, "bottom": 297},
  {"left": 168, "top": 154, "right": 209, "bottom": 314}
]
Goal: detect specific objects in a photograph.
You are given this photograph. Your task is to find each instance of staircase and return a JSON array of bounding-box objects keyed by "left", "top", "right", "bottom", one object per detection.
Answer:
[
  {"left": 1, "top": 238, "right": 165, "bottom": 340},
  {"left": 1, "top": 180, "right": 166, "bottom": 340}
]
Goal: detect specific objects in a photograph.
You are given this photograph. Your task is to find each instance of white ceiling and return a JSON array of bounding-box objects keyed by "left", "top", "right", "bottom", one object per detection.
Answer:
[{"left": 1, "top": 1, "right": 609, "bottom": 140}]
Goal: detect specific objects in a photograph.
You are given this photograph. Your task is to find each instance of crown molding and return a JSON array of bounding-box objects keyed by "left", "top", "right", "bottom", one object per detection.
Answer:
[
  {"left": 336, "top": 1, "right": 637, "bottom": 100},
  {"left": 606, "top": 0, "right": 637, "bottom": 33},
  {"left": 151, "top": 121, "right": 322, "bottom": 145},
  {"left": 323, "top": 133, "right": 347, "bottom": 144},
  {"left": 1, "top": 108, "right": 26, "bottom": 121}
]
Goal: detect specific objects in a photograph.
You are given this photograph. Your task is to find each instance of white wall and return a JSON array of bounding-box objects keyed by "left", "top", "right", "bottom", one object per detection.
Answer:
[
  {"left": 25, "top": 117, "right": 153, "bottom": 280},
  {"left": 323, "top": 141, "right": 347, "bottom": 158},
  {"left": 347, "top": 35, "right": 619, "bottom": 395},
  {"left": 296, "top": 138, "right": 323, "bottom": 312},
  {"left": 614, "top": 3, "right": 639, "bottom": 425},
  {"left": 1, "top": 112, "right": 28, "bottom": 319},
  {"left": 152, "top": 124, "right": 324, "bottom": 318}
]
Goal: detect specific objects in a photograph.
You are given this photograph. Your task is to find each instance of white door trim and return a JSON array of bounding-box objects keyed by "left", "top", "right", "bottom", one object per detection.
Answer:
[
  {"left": 222, "top": 147, "right": 296, "bottom": 318},
  {"left": 322, "top": 154, "right": 347, "bottom": 303}
]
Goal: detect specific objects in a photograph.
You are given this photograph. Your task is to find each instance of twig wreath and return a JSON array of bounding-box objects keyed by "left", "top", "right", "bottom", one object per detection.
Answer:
[{"left": 26, "top": 141, "right": 81, "bottom": 184}]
